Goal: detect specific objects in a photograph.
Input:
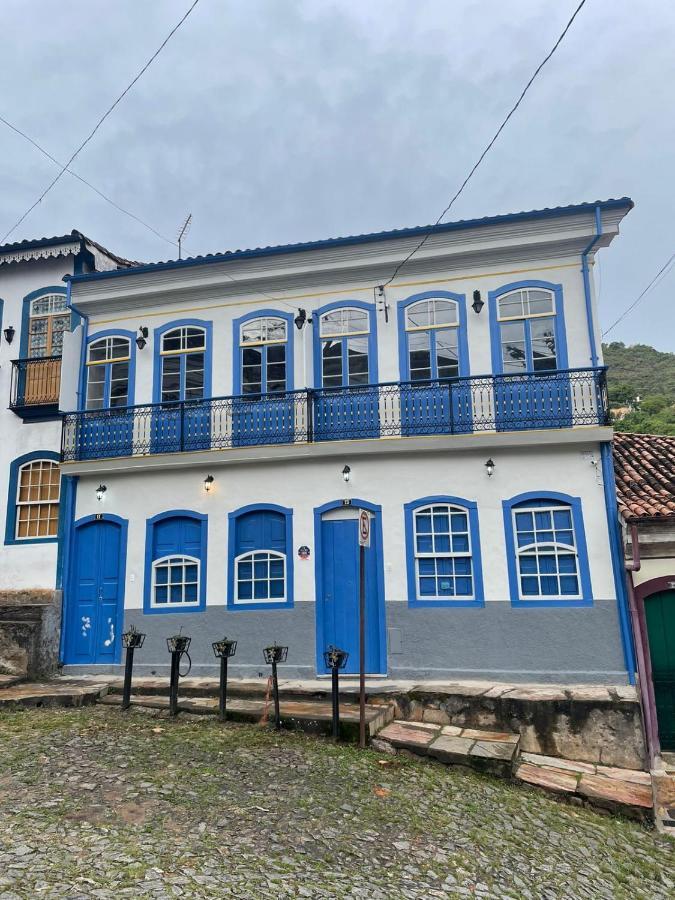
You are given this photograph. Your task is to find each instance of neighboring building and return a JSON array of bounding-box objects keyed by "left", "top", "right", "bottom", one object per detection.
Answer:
[
  {"left": 613, "top": 432, "right": 675, "bottom": 762},
  {"left": 57, "top": 199, "right": 636, "bottom": 685},
  {"left": 0, "top": 232, "right": 131, "bottom": 674}
]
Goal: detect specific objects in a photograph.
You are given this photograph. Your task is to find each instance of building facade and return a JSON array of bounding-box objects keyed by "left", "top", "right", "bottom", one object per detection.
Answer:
[{"left": 57, "top": 200, "right": 636, "bottom": 684}]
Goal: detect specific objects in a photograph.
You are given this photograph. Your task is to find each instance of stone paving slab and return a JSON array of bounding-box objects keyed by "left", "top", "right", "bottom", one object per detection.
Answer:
[
  {"left": 577, "top": 773, "right": 654, "bottom": 811},
  {"left": 516, "top": 763, "right": 579, "bottom": 794},
  {"left": 0, "top": 680, "right": 106, "bottom": 709},
  {"left": 377, "top": 721, "right": 437, "bottom": 752},
  {"left": 427, "top": 734, "right": 476, "bottom": 765}
]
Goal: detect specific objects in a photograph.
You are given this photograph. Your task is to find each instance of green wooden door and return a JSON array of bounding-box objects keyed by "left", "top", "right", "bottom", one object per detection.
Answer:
[{"left": 645, "top": 590, "right": 675, "bottom": 751}]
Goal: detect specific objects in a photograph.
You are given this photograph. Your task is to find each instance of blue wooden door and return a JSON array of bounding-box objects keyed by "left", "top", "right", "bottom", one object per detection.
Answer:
[
  {"left": 64, "top": 520, "right": 124, "bottom": 665},
  {"left": 318, "top": 517, "right": 385, "bottom": 675}
]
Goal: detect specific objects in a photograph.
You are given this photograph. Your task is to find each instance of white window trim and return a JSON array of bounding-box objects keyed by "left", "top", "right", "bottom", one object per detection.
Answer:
[
  {"left": 512, "top": 504, "right": 581, "bottom": 601},
  {"left": 30, "top": 294, "right": 68, "bottom": 317},
  {"left": 87, "top": 336, "right": 131, "bottom": 365},
  {"left": 405, "top": 298, "right": 459, "bottom": 332},
  {"left": 413, "top": 503, "right": 474, "bottom": 601},
  {"left": 319, "top": 307, "right": 370, "bottom": 338},
  {"left": 496, "top": 288, "right": 555, "bottom": 322},
  {"left": 151, "top": 554, "right": 201, "bottom": 608},
  {"left": 234, "top": 549, "right": 287, "bottom": 604},
  {"left": 239, "top": 317, "right": 287, "bottom": 346},
  {"left": 15, "top": 459, "right": 60, "bottom": 541},
  {"left": 161, "top": 326, "right": 206, "bottom": 355}
]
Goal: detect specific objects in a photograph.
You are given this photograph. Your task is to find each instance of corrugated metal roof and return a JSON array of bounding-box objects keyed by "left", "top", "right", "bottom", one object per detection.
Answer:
[{"left": 67, "top": 197, "right": 634, "bottom": 285}]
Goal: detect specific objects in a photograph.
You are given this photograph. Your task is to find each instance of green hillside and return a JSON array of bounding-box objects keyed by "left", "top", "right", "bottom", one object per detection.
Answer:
[{"left": 602, "top": 341, "right": 675, "bottom": 434}]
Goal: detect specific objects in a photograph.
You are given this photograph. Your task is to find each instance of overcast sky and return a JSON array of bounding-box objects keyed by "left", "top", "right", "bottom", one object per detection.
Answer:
[{"left": 1, "top": 0, "right": 674, "bottom": 349}]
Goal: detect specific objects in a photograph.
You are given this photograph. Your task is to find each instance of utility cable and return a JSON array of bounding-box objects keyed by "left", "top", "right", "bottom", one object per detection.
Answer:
[
  {"left": 603, "top": 249, "right": 675, "bottom": 337},
  {"left": 380, "top": 0, "right": 588, "bottom": 288},
  {"left": 1, "top": 0, "right": 201, "bottom": 243}
]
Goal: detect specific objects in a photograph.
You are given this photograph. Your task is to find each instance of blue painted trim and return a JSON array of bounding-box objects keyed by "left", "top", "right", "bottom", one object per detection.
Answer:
[
  {"left": 581, "top": 205, "right": 602, "bottom": 368},
  {"left": 143, "top": 510, "right": 208, "bottom": 615},
  {"left": 488, "top": 280, "right": 568, "bottom": 374},
  {"left": 600, "top": 442, "right": 636, "bottom": 683},
  {"left": 65, "top": 512, "right": 129, "bottom": 665},
  {"left": 231, "top": 308, "right": 295, "bottom": 393},
  {"left": 66, "top": 199, "right": 634, "bottom": 285},
  {"left": 502, "top": 490, "right": 593, "bottom": 607},
  {"left": 152, "top": 319, "right": 213, "bottom": 404},
  {"left": 313, "top": 498, "right": 387, "bottom": 674},
  {"left": 397, "top": 290, "right": 470, "bottom": 380},
  {"left": 65, "top": 279, "right": 89, "bottom": 412},
  {"left": 0, "top": 297, "right": 3, "bottom": 337},
  {"left": 4, "top": 450, "right": 61, "bottom": 545},
  {"left": 83, "top": 328, "right": 137, "bottom": 410},
  {"left": 19, "top": 285, "right": 67, "bottom": 360},
  {"left": 403, "top": 495, "right": 484, "bottom": 608},
  {"left": 312, "top": 300, "right": 378, "bottom": 387},
  {"left": 227, "top": 503, "right": 294, "bottom": 610},
  {"left": 57, "top": 475, "right": 78, "bottom": 663}
]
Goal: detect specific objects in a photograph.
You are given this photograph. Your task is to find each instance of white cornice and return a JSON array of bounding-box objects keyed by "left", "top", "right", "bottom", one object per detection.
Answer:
[{"left": 0, "top": 242, "right": 79, "bottom": 267}]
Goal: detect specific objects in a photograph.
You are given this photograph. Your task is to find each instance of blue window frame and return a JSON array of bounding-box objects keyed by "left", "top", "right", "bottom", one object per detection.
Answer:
[
  {"left": 84, "top": 330, "right": 136, "bottom": 409},
  {"left": 488, "top": 280, "right": 568, "bottom": 374},
  {"left": 233, "top": 309, "right": 294, "bottom": 395},
  {"left": 503, "top": 492, "right": 592, "bottom": 607},
  {"left": 313, "top": 300, "right": 378, "bottom": 388},
  {"left": 404, "top": 495, "right": 484, "bottom": 608},
  {"left": 144, "top": 510, "right": 208, "bottom": 614},
  {"left": 398, "top": 291, "right": 469, "bottom": 381},
  {"left": 5, "top": 451, "right": 61, "bottom": 545},
  {"left": 227, "top": 504, "right": 293, "bottom": 610}
]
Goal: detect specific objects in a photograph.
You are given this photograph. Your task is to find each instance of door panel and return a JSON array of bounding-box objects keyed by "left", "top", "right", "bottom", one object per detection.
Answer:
[
  {"left": 318, "top": 516, "right": 385, "bottom": 675},
  {"left": 65, "top": 520, "right": 124, "bottom": 665},
  {"left": 645, "top": 590, "right": 675, "bottom": 751}
]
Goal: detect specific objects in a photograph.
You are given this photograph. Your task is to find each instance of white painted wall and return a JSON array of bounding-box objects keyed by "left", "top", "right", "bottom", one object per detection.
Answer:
[
  {"left": 76, "top": 250, "right": 600, "bottom": 409},
  {"left": 0, "top": 256, "right": 74, "bottom": 591},
  {"left": 72, "top": 443, "right": 616, "bottom": 610}
]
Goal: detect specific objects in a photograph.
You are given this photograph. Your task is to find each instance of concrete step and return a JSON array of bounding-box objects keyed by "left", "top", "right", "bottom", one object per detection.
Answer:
[
  {"left": 0, "top": 674, "right": 24, "bottom": 689},
  {"left": 102, "top": 674, "right": 390, "bottom": 707},
  {"left": 0, "top": 678, "right": 107, "bottom": 709},
  {"left": 374, "top": 720, "right": 519, "bottom": 778},
  {"left": 99, "top": 692, "right": 395, "bottom": 741}
]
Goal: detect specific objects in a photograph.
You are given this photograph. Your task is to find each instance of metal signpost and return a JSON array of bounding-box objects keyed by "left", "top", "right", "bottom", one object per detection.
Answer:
[{"left": 358, "top": 508, "right": 370, "bottom": 749}]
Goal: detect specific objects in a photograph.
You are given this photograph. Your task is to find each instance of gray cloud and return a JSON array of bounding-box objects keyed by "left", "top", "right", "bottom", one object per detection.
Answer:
[{"left": 1, "top": 0, "right": 674, "bottom": 347}]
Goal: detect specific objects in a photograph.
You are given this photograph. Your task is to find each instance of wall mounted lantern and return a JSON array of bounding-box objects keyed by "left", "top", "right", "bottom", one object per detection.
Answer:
[
  {"left": 136, "top": 326, "right": 149, "bottom": 350},
  {"left": 472, "top": 291, "right": 484, "bottom": 315},
  {"left": 341, "top": 465, "right": 351, "bottom": 483},
  {"left": 294, "top": 308, "right": 307, "bottom": 330},
  {"left": 3, "top": 325, "right": 15, "bottom": 345},
  {"left": 484, "top": 458, "right": 495, "bottom": 478},
  {"left": 96, "top": 484, "right": 107, "bottom": 501},
  {"left": 203, "top": 474, "right": 214, "bottom": 493}
]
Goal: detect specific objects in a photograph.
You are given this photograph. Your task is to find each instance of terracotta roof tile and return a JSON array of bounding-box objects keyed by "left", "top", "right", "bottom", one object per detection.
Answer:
[{"left": 613, "top": 433, "right": 675, "bottom": 521}]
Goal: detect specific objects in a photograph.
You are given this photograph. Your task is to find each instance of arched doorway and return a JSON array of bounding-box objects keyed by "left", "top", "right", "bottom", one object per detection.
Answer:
[{"left": 644, "top": 587, "right": 675, "bottom": 751}]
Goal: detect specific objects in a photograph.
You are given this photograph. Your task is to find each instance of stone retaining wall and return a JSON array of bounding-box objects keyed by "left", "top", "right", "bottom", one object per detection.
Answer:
[
  {"left": 383, "top": 682, "right": 646, "bottom": 770},
  {"left": 0, "top": 590, "right": 61, "bottom": 678}
]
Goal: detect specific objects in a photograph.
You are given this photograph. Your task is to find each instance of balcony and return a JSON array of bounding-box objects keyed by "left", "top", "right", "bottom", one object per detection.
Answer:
[
  {"left": 10, "top": 356, "right": 62, "bottom": 420},
  {"left": 60, "top": 367, "right": 609, "bottom": 463}
]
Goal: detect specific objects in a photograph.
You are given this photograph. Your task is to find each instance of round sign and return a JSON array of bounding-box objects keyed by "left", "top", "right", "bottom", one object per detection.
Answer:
[{"left": 358, "top": 509, "right": 371, "bottom": 547}]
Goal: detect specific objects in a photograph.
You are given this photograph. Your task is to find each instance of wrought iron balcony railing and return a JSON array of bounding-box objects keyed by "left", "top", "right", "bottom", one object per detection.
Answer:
[
  {"left": 60, "top": 367, "right": 609, "bottom": 463},
  {"left": 10, "top": 356, "right": 62, "bottom": 417}
]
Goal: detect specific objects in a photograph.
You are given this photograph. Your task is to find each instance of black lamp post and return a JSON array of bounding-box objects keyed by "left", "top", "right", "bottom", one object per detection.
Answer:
[
  {"left": 323, "top": 645, "right": 349, "bottom": 739},
  {"left": 212, "top": 637, "right": 237, "bottom": 722},
  {"left": 263, "top": 643, "right": 288, "bottom": 730},
  {"left": 166, "top": 633, "right": 192, "bottom": 716},
  {"left": 121, "top": 625, "right": 146, "bottom": 710}
]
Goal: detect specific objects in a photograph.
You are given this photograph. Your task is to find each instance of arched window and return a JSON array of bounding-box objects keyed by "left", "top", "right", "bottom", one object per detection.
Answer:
[
  {"left": 496, "top": 287, "right": 557, "bottom": 373},
  {"left": 239, "top": 316, "right": 288, "bottom": 394},
  {"left": 15, "top": 458, "right": 60, "bottom": 539},
  {"left": 404, "top": 496, "right": 483, "bottom": 607},
  {"left": 503, "top": 492, "right": 592, "bottom": 605},
  {"left": 404, "top": 297, "right": 460, "bottom": 381},
  {"left": 28, "top": 293, "right": 69, "bottom": 358},
  {"left": 86, "top": 335, "right": 131, "bottom": 410},
  {"left": 160, "top": 325, "right": 206, "bottom": 402},
  {"left": 319, "top": 306, "right": 370, "bottom": 387},
  {"left": 228, "top": 505, "right": 293, "bottom": 608},
  {"left": 511, "top": 500, "right": 579, "bottom": 599},
  {"left": 144, "top": 511, "right": 207, "bottom": 612}
]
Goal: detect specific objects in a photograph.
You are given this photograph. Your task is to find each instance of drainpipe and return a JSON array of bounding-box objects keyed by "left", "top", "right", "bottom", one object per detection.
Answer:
[
  {"left": 624, "top": 522, "right": 661, "bottom": 765},
  {"left": 581, "top": 205, "right": 602, "bottom": 368},
  {"left": 63, "top": 277, "right": 89, "bottom": 411}
]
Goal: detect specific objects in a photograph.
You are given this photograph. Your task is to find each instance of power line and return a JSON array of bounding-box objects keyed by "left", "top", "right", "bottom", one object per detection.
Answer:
[
  {"left": 380, "top": 0, "right": 588, "bottom": 288},
  {"left": 1, "top": 0, "right": 201, "bottom": 244},
  {"left": 0, "top": 113, "right": 177, "bottom": 248},
  {"left": 603, "top": 249, "right": 675, "bottom": 337}
]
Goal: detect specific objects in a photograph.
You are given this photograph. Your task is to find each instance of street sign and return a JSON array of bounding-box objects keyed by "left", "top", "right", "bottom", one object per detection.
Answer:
[{"left": 358, "top": 509, "right": 371, "bottom": 547}]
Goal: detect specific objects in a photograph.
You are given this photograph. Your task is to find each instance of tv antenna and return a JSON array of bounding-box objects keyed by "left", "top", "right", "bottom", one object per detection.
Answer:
[{"left": 177, "top": 213, "right": 192, "bottom": 259}]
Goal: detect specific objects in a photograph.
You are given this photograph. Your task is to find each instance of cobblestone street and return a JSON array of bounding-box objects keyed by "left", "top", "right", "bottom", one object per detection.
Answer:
[{"left": 0, "top": 706, "right": 672, "bottom": 899}]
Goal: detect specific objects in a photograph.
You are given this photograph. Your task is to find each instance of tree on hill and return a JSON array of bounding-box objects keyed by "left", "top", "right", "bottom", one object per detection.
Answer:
[{"left": 603, "top": 342, "right": 675, "bottom": 435}]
